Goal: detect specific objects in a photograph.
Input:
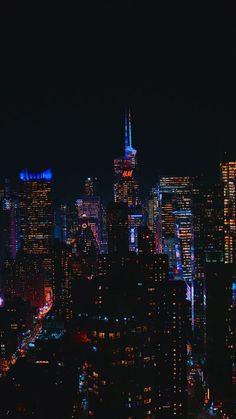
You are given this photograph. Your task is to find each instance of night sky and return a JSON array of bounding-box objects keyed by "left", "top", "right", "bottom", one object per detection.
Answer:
[{"left": 1, "top": 6, "right": 236, "bottom": 202}]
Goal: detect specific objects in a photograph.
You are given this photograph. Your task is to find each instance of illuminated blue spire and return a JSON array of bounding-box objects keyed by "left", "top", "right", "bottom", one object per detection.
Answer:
[
  {"left": 128, "top": 108, "right": 132, "bottom": 148},
  {"left": 124, "top": 108, "right": 136, "bottom": 158},
  {"left": 124, "top": 108, "right": 129, "bottom": 152}
]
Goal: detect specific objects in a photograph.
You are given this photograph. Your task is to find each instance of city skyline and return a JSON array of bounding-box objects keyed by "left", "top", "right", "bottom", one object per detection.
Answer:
[
  {"left": 0, "top": 8, "right": 236, "bottom": 417},
  {"left": 0, "top": 106, "right": 234, "bottom": 204}
]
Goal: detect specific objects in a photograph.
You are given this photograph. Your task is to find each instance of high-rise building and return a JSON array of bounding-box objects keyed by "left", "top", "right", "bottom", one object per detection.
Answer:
[
  {"left": 191, "top": 177, "right": 224, "bottom": 353},
  {"left": 107, "top": 202, "right": 129, "bottom": 255},
  {"left": 147, "top": 187, "right": 159, "bottom": 252},
  {"left": 156, "top": 280, "right": 188, "bottom": 417},
  {"left": 156, "top": 176, "right": 195, "bottom": 328},
  {"left": 84, "top": 176, "right": 97, "bottom": 196},
  {"left": 114, "top": 110, "right": 143, "bottom": 252},
  {"left": 56, "top": 203, "right": 78, "bottom": 243},
  {"left": 52, "top": 240, "right": 73, "bottom": 321},
  {"left": 157, "top": 176, "right": 192, "bottom": 271},
  {"left": 137, "top": 226, "right": 155, "bottom": 254},
  {"left": 0, "top": 253, "right": 46, "bottom": 308},
  {"left": 0, "top": 179, "right": 17, "bottom": 266},
  {"left": 114, "top": 110, "right": 139, "bottom": 206},
  {"left": 57, "top": 192, "right": 104, "bottom": 253},
  {"left": 75, "top": 253, "right": 188, "bottom": 418},
  {"left": 220, "top": 160, "right": 236, "bottom": 263},
  {"left": 205, "top": 264, "right": 234, "bottom": 405},
  {"left": 19, "top": 169, "right": 54, "bottom": 255},
  {"left": 76, "top": 215, "right": 99, "bottom": 259},
  {"left": 192, "top": 178, "right": 224, "bottom": 266},
  {"left": 80, "top": 196, "right": 103, "bottom": 252}
]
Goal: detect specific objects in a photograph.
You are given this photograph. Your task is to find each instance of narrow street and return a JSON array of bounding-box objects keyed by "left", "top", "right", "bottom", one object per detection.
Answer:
[{"left": 1, "top": 298, "right": 53, "bottom": 376}]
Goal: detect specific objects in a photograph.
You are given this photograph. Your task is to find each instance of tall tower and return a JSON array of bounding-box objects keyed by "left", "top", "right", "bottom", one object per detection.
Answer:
[
  {"left": 0, "top": 179, "right": 17, "bottom": 265},
  {"left": 205, "top": 264, "right": 234, "bottom": 404},
  {"left": 84, "top": 176, "right": 97, "bottom": 196},
  {"left": 220, "top": 160, "right": 236, "bottom": 263},
  {"left": 156, "top": 176, "right": 195, "bottom": 328},
  {"left": 113, "top": 109, "right": 143, "bottom": 252},
  {"left": 19, "top": 169, "right": 53, "bottom": 255},
  {"left": 114, "top": 109, "right": 140, "bottom": 206}
]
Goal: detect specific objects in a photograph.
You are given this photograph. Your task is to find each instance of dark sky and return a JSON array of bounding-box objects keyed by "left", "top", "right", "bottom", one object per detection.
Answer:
[{"left": 0, "top": 5, "right": 236, "bottom": 201}]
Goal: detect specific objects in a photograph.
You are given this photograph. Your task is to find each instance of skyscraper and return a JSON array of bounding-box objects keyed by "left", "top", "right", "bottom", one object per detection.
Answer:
[
  {"left": 84, "top": 176, "right": 97, "bottom": 196},
  {"left": 0, "top": 179, "right": 17, "bottom": 266},
  {"left": 76, "top": 253, "right": 187, "bottom": 418},
  {"left": 1, "top": 253, "right": 46, "bottom": 308},
  {"left": 205, "top": 264, "right": 234, "bottom": 404},
  {"left": 156, "top": 176, "right": 192, "bottom": 271},
  {"left": 19, "top": 169, "right": 53, "bottom": 255},
  {"left": 220, "top": 160, "right": 236, "bottom": 263},
  {"left": 114, "top": 110, "right": 139, "bottom": 206},
  {"left": 191, "top": 177, "right": 224, "bottom": 352},
  {"left": 137, "top": 225, "right": 155, "bottom": 255},
  {"left": 147, "top": 187, "right": 159, "bottom": 252},
  {"left": 156, "top": 177, "right": 194, "bottom": 280},
  {"left": 114, "top": 110, "right": 143, "bottom": 252},
  {"left": 156, "top": 280, "right": 188, "bottom": 417},
  {"left": 107, "top": 202, "right": 129, "bottom": 255},
  {"left": 80, "top": 195, "right": 103, "bottom": 252},
  {"left": 156, "top": 176, "right": 195, "bottom": 328}
]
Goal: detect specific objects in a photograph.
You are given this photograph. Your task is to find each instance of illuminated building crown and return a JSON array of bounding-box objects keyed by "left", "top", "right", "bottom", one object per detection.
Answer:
[
  {"left": 124, "top": 108, "right": 137, "bottom": 159},
  {"left": 19, "top": 169, "right": 53, "bottom": 181}
]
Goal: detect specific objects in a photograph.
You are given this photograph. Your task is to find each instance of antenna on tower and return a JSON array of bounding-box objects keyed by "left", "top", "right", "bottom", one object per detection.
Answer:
[
  {"left": 128, "top": 108, "right": 132, "bottom": 148},
  {"left": 124, "top": 108, "right": 129, "bottom": 153}
]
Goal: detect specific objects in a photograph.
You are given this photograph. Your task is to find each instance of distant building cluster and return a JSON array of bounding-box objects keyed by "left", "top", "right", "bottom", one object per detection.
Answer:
[{"left": 0, "top": 110, "right": 235, "bottom": 417}]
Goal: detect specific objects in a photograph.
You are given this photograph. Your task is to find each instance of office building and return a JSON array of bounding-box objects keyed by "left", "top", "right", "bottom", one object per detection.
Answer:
[
  {"left": 77, "top": 253, "right": 187, "bottom": 418},
  {"left": 107, "top": 202, "right": 129, "bottom": 255},
  {"left": 137, "top": 226, "right": 155, "bottom": 254},
  {"left": 84, "top": 176, "right": 97, "bottom": 196},
  {"left": 19, "top": 169, "right": 53, "bottom": 255},
  {"left": 220, "top": 160, "right": 236, "bottom": 263},
  {"left": 156, "top": 176, "right": 195, "bottom": 328},
  {"left": 0, "top": 179, "right": 17, "bottom": 266},
  {"left": 205, "top": 264, "right": 234, "bottom": 404},
  {"left": 156, "top": 280, "right": 188, "bottom": 417}
]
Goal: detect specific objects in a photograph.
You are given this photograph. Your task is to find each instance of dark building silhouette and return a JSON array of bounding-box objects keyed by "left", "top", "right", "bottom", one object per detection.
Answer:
[
  {"left": 0, "top": 179, "right": 17, "bottom": 267},
  {"left": 74, "top": 253, "right": 188, "bottom": 417},
  {"left": 1, "top": 253, "right": 46, "bottom": 308},
  {"left": 205, "top": 264, "right": 234, "bottom": 404},
  {"left": 156, "top": 280, "right": 188, "bottom": 417},
  {"left": 138, "top": 226, "right": 155, "bottom": 254},
  {"left": 191, "top": 177, "right": 224, "bottom": 353},
  {"left": 107, "top": 202, "right": 129, "bottom": 255}
]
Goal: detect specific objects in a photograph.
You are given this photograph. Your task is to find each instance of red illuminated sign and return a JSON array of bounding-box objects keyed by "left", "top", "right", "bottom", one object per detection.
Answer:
[{"left": 122, "top": 170, "right": 133, "bottom": 178}]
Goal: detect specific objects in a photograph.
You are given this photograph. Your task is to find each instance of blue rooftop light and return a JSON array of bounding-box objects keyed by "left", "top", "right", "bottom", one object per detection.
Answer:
[{"left": 19, "top": 168, "right": 53, "bottom": 181}]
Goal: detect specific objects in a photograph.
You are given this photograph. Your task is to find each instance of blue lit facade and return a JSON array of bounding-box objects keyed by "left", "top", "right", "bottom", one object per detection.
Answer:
[{"left": 156, "top": 177, "right": 195, "bottom": 328}]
